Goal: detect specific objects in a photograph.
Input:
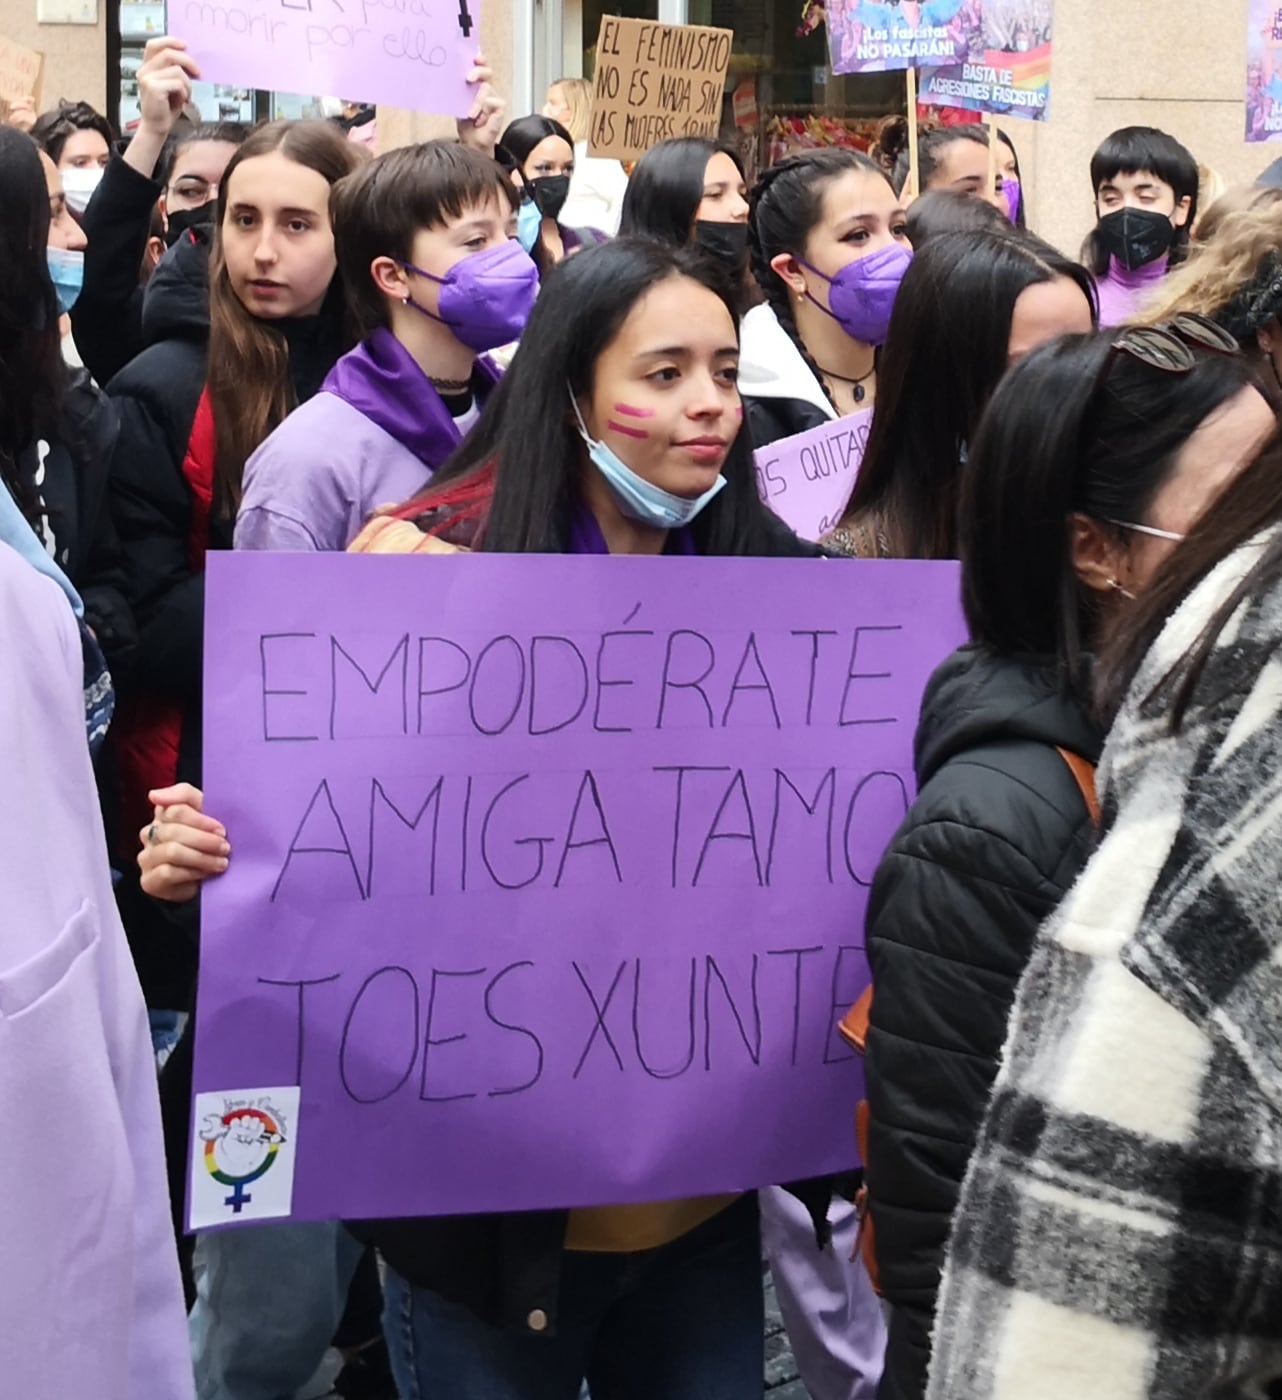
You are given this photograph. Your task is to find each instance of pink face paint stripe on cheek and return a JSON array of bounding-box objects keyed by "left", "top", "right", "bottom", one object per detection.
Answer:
[
  {"left": 607, "top": 420, "right": 650, "bottom": 439},
  {"left": 613, "top": 403, "right": 656, "bottom": 418}
]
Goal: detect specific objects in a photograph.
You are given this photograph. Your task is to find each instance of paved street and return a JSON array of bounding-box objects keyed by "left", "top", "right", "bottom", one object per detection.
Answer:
[{"left": 764, "top": 1274, "right": 811, "bottom": 1399}]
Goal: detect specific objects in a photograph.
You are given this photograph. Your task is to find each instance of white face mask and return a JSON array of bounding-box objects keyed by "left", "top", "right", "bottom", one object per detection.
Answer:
[{"left": 61, "top": 165, "right": 104, "bottom": 215}]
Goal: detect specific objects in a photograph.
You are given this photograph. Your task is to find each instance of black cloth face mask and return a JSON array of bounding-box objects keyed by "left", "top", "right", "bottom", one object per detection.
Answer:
[
  {"left": 164, "top": 201, "right": 216, "bottom": 248},
  {"left": 1095, "top": 206, "right": 1176, "bottom": 272},
  {"left": 693, "top": 220, "right": 749, "bottom": 271},
  {"left": 530, "top": 175, "right": 571, "bottom": 220}
]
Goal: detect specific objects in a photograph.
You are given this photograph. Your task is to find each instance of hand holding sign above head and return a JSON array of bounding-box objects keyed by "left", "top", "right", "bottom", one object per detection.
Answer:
[
  {"left": 125, "top": 36, "right": 203, "bottom": 180},
  {"left": 456, "top": 53, "right": 506, "bottom": 158},
  {"left": 2, "top": 96, "right": 36, "bottom": 132}
]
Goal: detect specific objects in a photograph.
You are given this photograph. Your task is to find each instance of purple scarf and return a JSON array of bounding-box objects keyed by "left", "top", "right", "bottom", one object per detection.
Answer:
[
  {"left": 568, "top": 506, "right": 698, "bottom": 555},
  {"left": 322, "top": 326, "right": 500, "bottom": 471}
]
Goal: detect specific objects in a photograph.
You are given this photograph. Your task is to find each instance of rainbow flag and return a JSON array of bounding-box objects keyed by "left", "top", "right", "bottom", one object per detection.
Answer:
[{"left": 918, "top": 39, "right": 1052, "bottom": 122}]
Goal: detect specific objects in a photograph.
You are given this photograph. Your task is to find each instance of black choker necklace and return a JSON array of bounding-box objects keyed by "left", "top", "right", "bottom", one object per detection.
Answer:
[
  {"left": 430, "top": 375, "right": 471, "bottom": 393},
  {"left": 815, "top": 362, "right": 875, "bottom": 403}
]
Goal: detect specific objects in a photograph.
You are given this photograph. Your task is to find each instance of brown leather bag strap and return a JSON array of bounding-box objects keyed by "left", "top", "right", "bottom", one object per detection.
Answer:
[
  {"left": 837, "top": 984, "right": 873, "bottom": 1054},
  {"left": 1055, "top": 747, "right": 1100, "bottom": 827}
]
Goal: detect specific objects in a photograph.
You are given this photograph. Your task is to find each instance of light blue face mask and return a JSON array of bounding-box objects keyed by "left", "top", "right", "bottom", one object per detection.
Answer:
[
  {"left": 517, "top": 197, "right": 542, "bottom": 254},
  {"left": 568, "top": 388, "right": 726, "bottom": 530},
  {"left": 47, "top": 246, "right": 84, "bottom": 315}
]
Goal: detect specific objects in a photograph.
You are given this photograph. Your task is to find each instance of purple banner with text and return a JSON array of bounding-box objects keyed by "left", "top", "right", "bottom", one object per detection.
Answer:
[
  {"left": 755, "top": 410, "right": 872, "bottom": 543},
  {"left": 179, "top": 0, "right": 479, "bottom": 116},
  {"left": 190, "top": 553, "right": 964, "bottom": 1230}
]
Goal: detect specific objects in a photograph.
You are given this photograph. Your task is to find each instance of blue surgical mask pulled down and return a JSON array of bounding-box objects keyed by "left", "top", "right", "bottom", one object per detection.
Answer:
[
  {"left": 47, "top": 246, "right": 84, "bottom": 315},
  {"left": 568, "top": 389, "right": 725, "bottom": 531},
  {"left": 517, "top": 197, "right": 542, "bottom": 254}
]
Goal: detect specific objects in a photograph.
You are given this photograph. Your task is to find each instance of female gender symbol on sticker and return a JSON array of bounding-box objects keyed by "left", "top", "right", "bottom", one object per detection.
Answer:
[{"left": 199, "top": 1101, "right": 288, "bottom": 1214}]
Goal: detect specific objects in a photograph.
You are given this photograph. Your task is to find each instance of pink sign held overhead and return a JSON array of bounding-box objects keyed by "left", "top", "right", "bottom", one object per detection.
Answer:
[
  {"left": 191, "top": 552, "right": 965, "bottom": 1230},
  {"left": 180, "top": 0, "right": 480, "bottom": 116},
  {"left": 755, "top": 411, "right": 873, "bottom": 544}
]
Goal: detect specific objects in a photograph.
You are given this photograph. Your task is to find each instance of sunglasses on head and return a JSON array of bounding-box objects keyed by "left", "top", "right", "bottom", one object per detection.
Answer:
[{"left": 1105, "top": 312, "right": 1240, "bottom": 374}]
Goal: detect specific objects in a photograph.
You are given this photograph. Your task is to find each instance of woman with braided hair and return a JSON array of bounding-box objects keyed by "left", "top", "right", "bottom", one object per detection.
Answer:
[{"left": 740, "top": 149, "right": 911, "bottom": 453}]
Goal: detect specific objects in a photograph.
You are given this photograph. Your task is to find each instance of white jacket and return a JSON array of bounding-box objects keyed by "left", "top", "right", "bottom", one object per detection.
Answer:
[{"left": 562, "top": 142, "right": 628, "bottom": 236}]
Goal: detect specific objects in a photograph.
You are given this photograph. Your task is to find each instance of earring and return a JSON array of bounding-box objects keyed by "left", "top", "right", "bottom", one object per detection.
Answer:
[{"left": 1108, "top": 577, "right": 1137, "bottom": 601}]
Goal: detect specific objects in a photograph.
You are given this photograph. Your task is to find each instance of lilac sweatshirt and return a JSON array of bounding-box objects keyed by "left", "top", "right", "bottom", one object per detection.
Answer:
[
  {"left": 236, "top": 327, "right": 499, "bottom": 552},
  {"left": 0, "top": 540, "right": 193, "bottom": 1400},
  {"left": 1093, "top": 254, "right": 1170, "bottom": 329}
]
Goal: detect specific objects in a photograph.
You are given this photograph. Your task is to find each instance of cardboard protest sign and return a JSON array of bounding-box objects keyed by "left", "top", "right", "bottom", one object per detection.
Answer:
[
  {"left": 588, "top": 17, "right": 733, "bottom": 162},
  {"left": 0, "top": 35, "right": 43, "bottom": 107},
  {"left": 918, "top": 0, "right": 1053, "bottom": 122},
  {"left": 755, "top": 411, "right": 873, "bottom": 543},
  {"left": 1248, "top": 1, "right": 1282, "bottom": 142},
  {"left": 828, "top": 0, "right": 970, "bottom": 75},
  {"left": 179, "top": 0, "right": 479, "bottom": 116},
  {"left": 191, "top": 553, "right": 965, "bottom": 1228}
]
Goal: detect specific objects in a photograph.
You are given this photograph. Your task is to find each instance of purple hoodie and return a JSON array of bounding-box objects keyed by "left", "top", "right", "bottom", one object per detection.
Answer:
[{"left": 236, "top": 327, "right": 500, "bottom": 552}]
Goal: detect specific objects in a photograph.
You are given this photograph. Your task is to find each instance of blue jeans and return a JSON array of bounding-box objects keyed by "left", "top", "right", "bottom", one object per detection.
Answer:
[
  {"left": 189, "top": 1220, "right": 365, "bottom": 1400},
  {"left": 384, "top": 1195, "right": 763, "bottom": 1400}
]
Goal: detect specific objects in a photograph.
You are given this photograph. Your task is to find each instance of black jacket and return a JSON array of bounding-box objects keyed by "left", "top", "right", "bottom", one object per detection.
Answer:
[
  {"left": 106, "top": 244, "right": 345, "bottom": 1005},
  {"left": 107, "top": 225, "right": 217, "bottom": 718},
  {"left": 863, "top": 645, "right": 1103, "bottom": 1400},
  {"left": 72, "top": 153, "right": 170, "bottom": 387},
  {"left": 16, "top": 368, "right": 135, "bottom": 669}
]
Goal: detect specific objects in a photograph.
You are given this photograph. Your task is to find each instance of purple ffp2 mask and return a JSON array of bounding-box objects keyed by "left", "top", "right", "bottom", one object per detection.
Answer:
[{"left": 799, "top": 242, "right": 914, "bottom": 347}]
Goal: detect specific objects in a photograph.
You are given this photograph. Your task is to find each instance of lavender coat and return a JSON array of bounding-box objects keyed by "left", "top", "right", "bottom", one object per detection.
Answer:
[
  {"left": 0, "top": 540, "right": 193, "bottom": 1400},
  {"left": 236, "top": 328, "right": 500, "bottom": 552}
]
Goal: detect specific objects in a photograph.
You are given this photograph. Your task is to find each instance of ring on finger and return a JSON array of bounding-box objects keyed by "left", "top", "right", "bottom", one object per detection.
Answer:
[{"left": 148, "top": 822, "right": 161, "bottom": 846}]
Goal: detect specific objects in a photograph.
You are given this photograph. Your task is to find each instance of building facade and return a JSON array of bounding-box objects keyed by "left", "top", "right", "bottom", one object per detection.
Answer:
[{"left": 7, "top": 0, "right": 1271, "bottom": 256}]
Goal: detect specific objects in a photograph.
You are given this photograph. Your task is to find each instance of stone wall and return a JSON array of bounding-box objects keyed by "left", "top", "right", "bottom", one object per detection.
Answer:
[
  {"left": 1021, "top": 0, "right": 1263, "bottom": 255},
  {"left": 8, "top": 8, "right": 109, "bottom": 113}
]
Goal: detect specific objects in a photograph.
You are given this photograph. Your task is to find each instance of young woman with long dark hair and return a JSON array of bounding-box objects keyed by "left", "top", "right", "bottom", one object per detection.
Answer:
[
  {"left": 140, "top": 238, "right": 822, "bottom": 1399},
  {"left": 864, "top": 316, "right": 1270, "bottom": 1400},
  {"left": 541, "top": 75, "right": 628, "bottom": 233},
  {"left": 926, "top": 325, "right": 1282, "bottom": 1400},
  {"left": 499, "top": 113, "right": 607, "bottom": 279},
  {"left": 743, "top": 149, "right": 912, "bottom": 449},
  {"left": 0, "top": 127, "right": 129, "bottom": 746},
  {"left": 828, "top": 229, "right": 1096, "bottom": 558},
  {"left": 619, "top": 135, "right": 749, "bottom": 286}
]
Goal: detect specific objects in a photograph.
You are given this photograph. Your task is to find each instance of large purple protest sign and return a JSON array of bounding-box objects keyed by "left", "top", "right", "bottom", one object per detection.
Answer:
[
  {"left": 755, "top": 411, "right": 872, "bottom": 543},
  {"left": 179, "top": 0, "right": 479, "bottom": 116},
  {"left": 190, "top": 553, "right": 964, "bottom": 1230},
  {"left": 828, "top": 0, "right": 969, "bottom": 76}
]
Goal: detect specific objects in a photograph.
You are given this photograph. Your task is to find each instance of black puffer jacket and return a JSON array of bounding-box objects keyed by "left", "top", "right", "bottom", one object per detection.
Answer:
[{"left": 863, "top": 644, "right": 1103, "bottom": 1400}]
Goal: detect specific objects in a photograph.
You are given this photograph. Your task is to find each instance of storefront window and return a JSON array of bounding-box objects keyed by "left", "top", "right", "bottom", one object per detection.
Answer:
[
  {"left": 688, "top": 0, "right": 904, "bottom": 176},
  {"left": 581, "top": 0, "right": 660, "bottom": 81},
  {"left": 113, "top": 0, "right": 328, "bottom": 130}
]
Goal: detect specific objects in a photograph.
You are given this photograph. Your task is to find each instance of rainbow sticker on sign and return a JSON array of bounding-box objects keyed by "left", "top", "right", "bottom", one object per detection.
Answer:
[{"left": 189, "top": 1086, "right": 300, "bottom": 1229}]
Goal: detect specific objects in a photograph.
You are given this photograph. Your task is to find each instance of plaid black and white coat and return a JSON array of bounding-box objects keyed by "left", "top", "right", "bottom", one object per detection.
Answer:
[{"left": 925, "top": 537, "right": 1282, "bottom": 1400}]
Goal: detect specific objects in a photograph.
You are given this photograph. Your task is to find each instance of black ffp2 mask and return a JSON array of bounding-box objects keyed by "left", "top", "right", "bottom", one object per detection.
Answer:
[
  {"left": 1095, "top": 206, "right": 1176, "bottom": 272},
  {"left": 530, "top": 175, "right": 571, "bottom": 221},
  {"left": 164, "top": 202, "right": 216, "bottom": 248},
  {"left": 694, "top": 220, "right": 749, "bottom": 272}
]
